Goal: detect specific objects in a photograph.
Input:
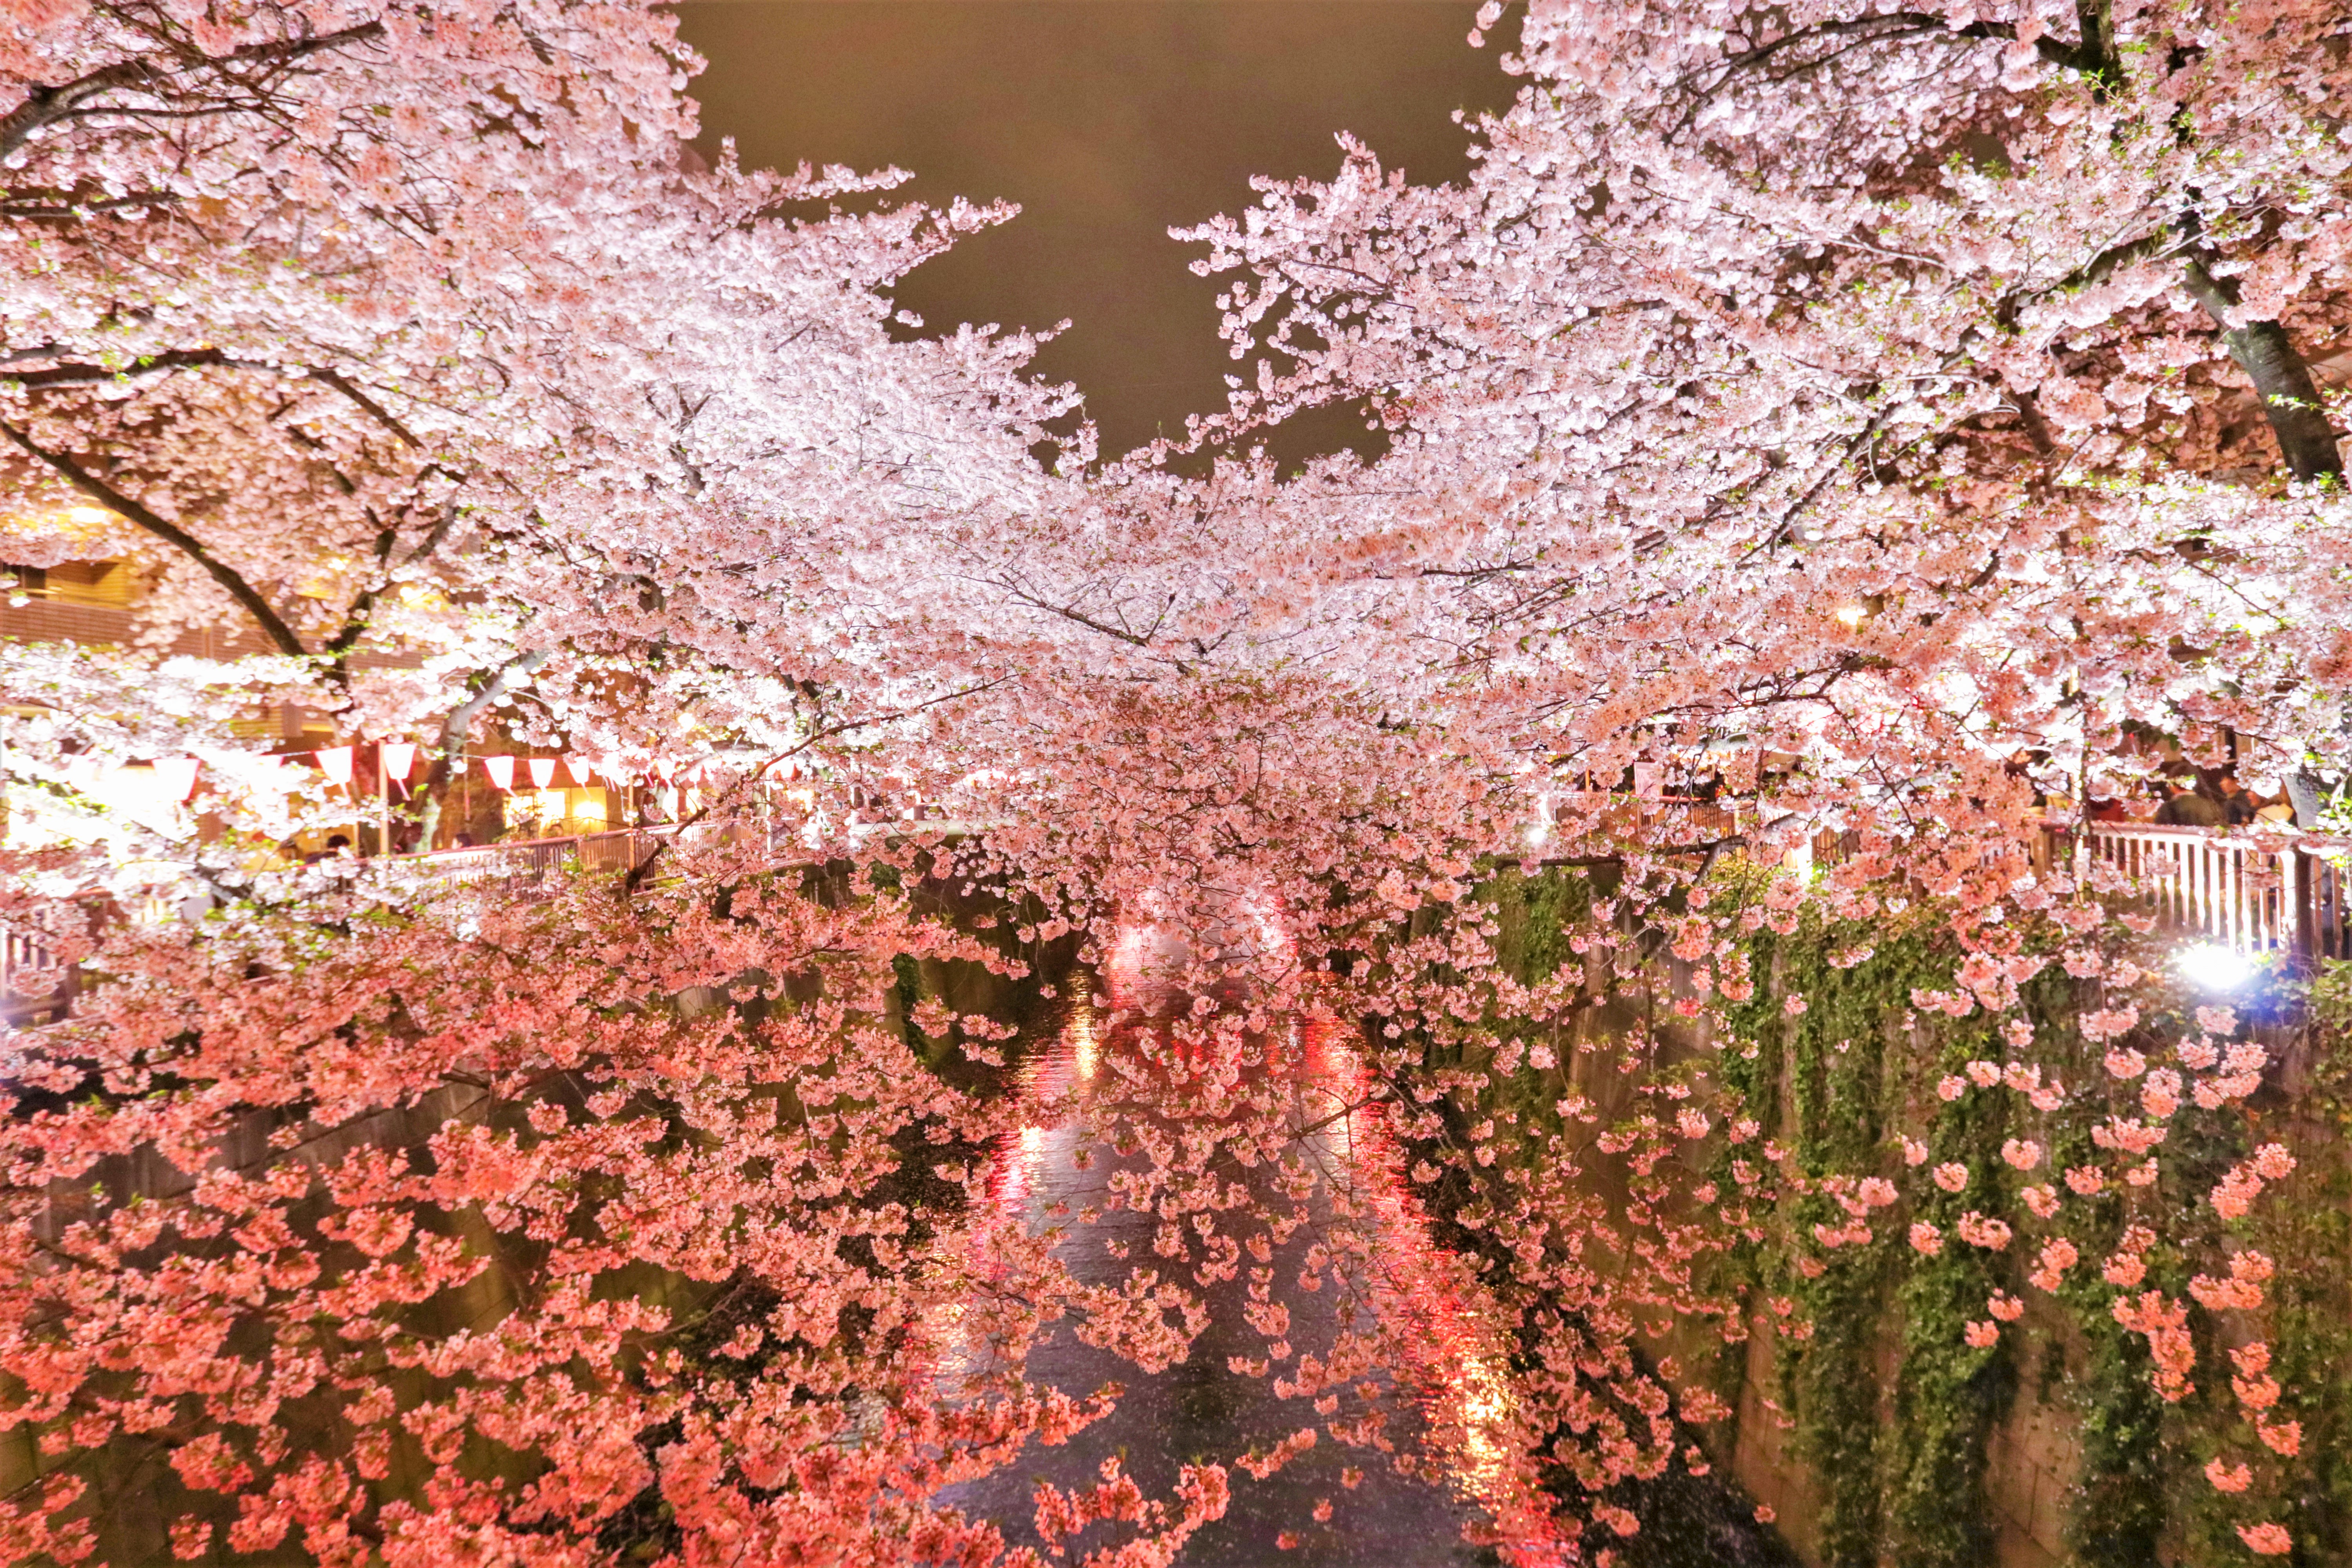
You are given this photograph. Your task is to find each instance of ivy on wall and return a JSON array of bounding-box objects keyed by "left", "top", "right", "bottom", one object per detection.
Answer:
[
  {"left": 1719, "top": 913, "right": 2022, "bottom": 1568},
  {"left": 1711, "top": 895, "right": 2351, "bottom": 1568},
  {"left": 2240, "top": 963, "right": 2352, "bottom": 1560},
  {"left": 1366, "top": 860, "right": 2350, "bottom": 1566}
]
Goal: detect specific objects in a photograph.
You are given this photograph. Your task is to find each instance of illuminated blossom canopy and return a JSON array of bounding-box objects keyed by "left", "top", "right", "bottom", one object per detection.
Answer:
[{"left": 0, "top": 0, "right": 2343, "bottom": 1561}]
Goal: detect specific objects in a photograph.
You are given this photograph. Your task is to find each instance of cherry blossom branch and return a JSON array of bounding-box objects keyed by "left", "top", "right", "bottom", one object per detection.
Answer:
[
  {"left": 0, "top": 414, "right": 308, "bottom": 656},
  {"left": 1674, "top": 11, "right": 2101, "bottom": 137},
  {"left": 621, "top": 677, "right": 1014, "bottom": 895},
  {"left": 11, "top": 347, "right": 432, "bottom": 452},
  {"left": 0, "top": 17, "right": 386, "bottom": 160},
  {"left": 993, "top": 579, "right": 1155, "bottom": 648},
  {"left": 2180, "top": 255, "right": 2343, "bottom": 483}
]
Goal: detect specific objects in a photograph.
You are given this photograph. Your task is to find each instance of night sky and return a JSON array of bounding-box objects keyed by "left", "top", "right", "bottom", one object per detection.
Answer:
[{"left": 675, "top": 1, "right": 1515, "bottom": 459}]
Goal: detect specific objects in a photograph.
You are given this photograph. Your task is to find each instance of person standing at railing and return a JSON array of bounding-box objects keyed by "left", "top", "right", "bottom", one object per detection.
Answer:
[
  {"left": 301, "top": 833, "right": 354, "bottom": 865},
  {"left": 2155, "top": 769, "right": 2227, "bottom": 827},
  {"left": 2213, "top": 772, "right": 2262, "bottom": 828},
  {"left": 2087, "top": 786, "right": 2133, "bottom": 824}
]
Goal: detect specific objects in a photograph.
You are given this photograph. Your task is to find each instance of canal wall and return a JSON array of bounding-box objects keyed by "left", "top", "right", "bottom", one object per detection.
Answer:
[{"left": 1450, "top": 864, "right": 2352, "bottom": 1568}]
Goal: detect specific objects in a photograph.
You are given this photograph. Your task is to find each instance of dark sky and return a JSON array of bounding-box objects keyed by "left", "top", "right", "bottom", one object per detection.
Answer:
[{"left": 673, "top": 2, "right": 1516, "bottom": 458}]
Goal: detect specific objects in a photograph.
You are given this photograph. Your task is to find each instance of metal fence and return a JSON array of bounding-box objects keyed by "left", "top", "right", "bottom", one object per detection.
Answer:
[{"left": 0, "top": 829, "right": 693, "bottom": 1027}]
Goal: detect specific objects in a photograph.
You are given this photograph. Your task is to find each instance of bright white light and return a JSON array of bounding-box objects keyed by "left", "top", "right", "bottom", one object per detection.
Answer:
[
  {"left": 2177, "top": 943, "right": 2255, "bottom": 993},
  {"left": 1526, "top": 822, "right": 1551, "bottom": 845}
]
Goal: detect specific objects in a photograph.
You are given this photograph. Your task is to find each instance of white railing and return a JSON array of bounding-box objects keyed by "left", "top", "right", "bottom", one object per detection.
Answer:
[
  {"left": 410, "top": 826, "right": 670, "bottom": 887},
  {"left": 2078, "top": 822, "right": 2351, "bottom": 964},
  {"left": 2, "top": 928, "right": 69, "bottom": 1027}
]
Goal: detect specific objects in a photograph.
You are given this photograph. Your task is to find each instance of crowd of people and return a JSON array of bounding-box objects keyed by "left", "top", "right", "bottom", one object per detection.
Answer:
[{"left": 2090, "top": 766, "right": 2299, "bottom": 828}]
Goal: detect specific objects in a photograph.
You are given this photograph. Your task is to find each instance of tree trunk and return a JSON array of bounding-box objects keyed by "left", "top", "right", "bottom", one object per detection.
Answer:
[{"left": 415, "top": 650, "right": 549, "bottom": 848}]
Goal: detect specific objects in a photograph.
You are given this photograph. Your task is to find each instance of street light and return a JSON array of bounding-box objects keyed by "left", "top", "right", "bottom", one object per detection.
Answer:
[{"left": 2176, "top": 942, "right": 2255, "bottom": 993}]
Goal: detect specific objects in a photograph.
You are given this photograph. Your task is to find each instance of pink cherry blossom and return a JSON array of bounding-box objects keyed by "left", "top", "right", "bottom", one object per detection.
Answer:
[
  {"left": 2239, "top": 1523, "right": 2293, "bottom": 1555},
  {"left": 2207, "top": 1459, "right": 2254, "bottom": 1494}
]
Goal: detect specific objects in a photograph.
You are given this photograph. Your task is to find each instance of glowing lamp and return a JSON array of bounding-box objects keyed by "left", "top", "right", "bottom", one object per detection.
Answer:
[
  {"left": 481, "top": 755, "right": 516, "bottom": 791},
  {"left": 567, "top": 759, "right": 597, "bottom": 786},
  {"left": 381, "top": 742, "right": 417, "bottom": 780},
  {"left": 152, "top": 757, "right": 200, "bottom": 802},
  {"left": 2177, "top": 942, "right": 2255, "bottom": 993},
  {"left": 315, "top": 746, "right": 355, "bottom": 786},
  {"left": 528, "top": 757, "right": 557, "bottom": 789}
]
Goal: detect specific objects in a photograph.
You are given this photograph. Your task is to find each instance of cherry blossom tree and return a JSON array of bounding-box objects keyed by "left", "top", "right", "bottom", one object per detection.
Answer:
[
  {"left": 3, "top": 0, "right": 2346, "bottom": 1561},
  {"left": 1146, "top": 1, "right": 2351, "bottom": 1553},
  {"left": 1173, "top": 0, "right": 2351, "bottom": 825},
  {"left": 2, "top": 0, "right": 1093, "bottom": 858},
  {"left": 0, "top": 845, "right": 1230, "bottom": 1564}
]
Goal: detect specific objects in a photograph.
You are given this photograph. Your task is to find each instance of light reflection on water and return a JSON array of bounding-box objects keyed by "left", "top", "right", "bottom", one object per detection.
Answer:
[
  {"left": 929, "top": 925, "right": 1566, "bottom": 1566},
  {"left": 1305, "top": 1018, "right": 1555, "bottom": 1549}
]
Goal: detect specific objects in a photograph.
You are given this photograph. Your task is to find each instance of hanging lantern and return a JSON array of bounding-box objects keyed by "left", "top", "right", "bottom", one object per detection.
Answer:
[
  {"left": 151, "top": 757, "right": 201, "bottom": 802},
  {"left": 482, "top": 755, "right": 516, "bottom": 791},
  {"left": 381, "top": 742, "right": 417, "bottom": 780},
  {"left": 528, "top": 757, "right": 557, "bottom": 789},
  {"left": 316, "top": 745, "right": 355, "bottom": 786},
  {"left": 567, "top": 758, "right": 598, "bottom": 786}
]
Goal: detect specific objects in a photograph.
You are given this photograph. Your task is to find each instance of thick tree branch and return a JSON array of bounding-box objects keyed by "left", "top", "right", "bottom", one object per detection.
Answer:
[
  {"left": 6, "top": 346, "right": 241, "bottom": 388},
  {"left": 0, "top": 21, "right": 386, "bottom": 160},
  {"left": 2073, "top": 0, "right": 2119, "bottom": 85},
  {"left": 414, "top": 650, "right": 552, "bottom": 847},
  {"left": 11, "top": 348, "right": 430, "bottom": 452},
  {"left": 432, "top": 651, "right": 551, "bottom": 768},
  {"left": 2181, "top": 256, "right": 2343, "bottom": 482},
  {"left": 1993, "top": 212, "right": 2337, "bottom": 480},
  {"left": 0, "top": 59, "right": 154, "bottom": 162},
  {"left": 0, "top": 416, "right": 308, "bottom": 656}
]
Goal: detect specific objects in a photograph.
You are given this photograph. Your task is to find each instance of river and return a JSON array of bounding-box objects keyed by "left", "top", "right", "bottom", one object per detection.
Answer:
[{"left": 933, "top": 925, "right": 1567, "bottom": 1566}]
